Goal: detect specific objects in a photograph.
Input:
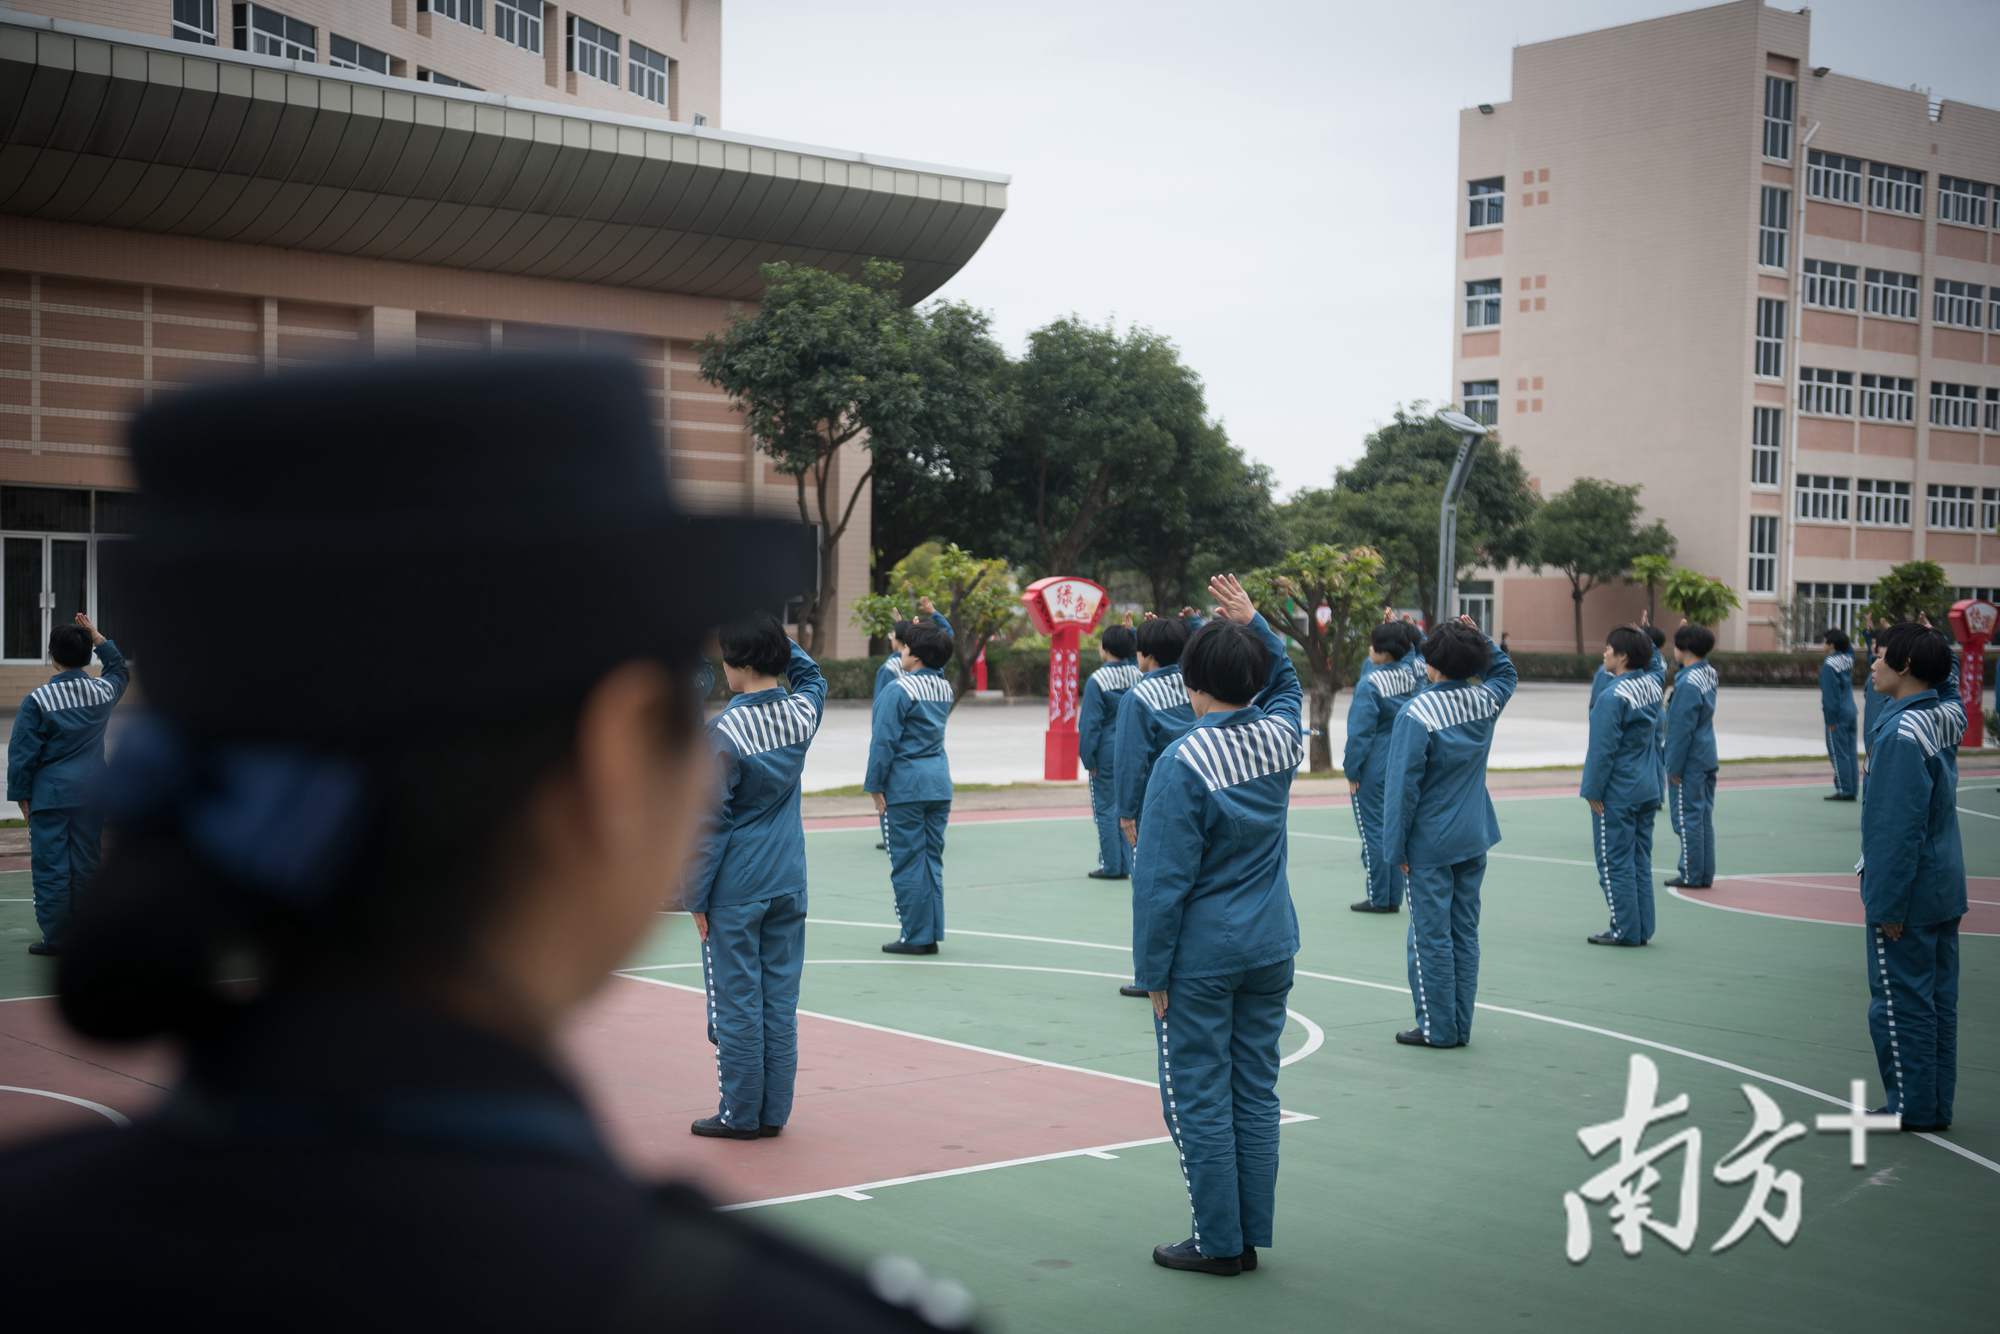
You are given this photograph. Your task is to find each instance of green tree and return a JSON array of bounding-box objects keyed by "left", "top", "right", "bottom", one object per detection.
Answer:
[
  {"left": 1241, "top": 545, "right": 1386, "bottom": 773},
  {"left": 1120, "top": 421, "right": 1280, "bottom": 611},
  {"left": 1528, "top": 478, "right": 1676, "bottom": 653},
  {"left": 698, "top": 261, "right": 1004, "bottom": 651},
  {"left": 851, "top": 543, "right": 1019, "bottom": 701},
  {"left": 1863, "top": 559, "right": 1953, "bottom": 627},
  {"left": 1628, "top": 554, "right": 1673, "bottom": 625},
  {"left": 1661, "top": 567, "right": 1741, "bottom": 627}
]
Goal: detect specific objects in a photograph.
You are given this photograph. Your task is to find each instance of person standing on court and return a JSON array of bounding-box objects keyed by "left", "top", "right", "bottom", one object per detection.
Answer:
[
  {"left": 871, "top": 598, "right": 953, "bottom": 853},
  {"left": 1111, "top": 612, "right": 1199, "bottom": 998},
  {"left": 1820, "top": 627, "right": 1859, "bottom": 801},
  {"left": 1582, "top": 625, "right": 1665, "bottom": 947},
  {"left": 1379, "top": 617, "right": 1517, "bottom": 1048},
  {"left": 1662, "top": 623, "right": 1719, "bottom": 891},
  {"left": 684, "top": 614, "right": 827, "bottom": 1141},
  {"left": 1079, "top": 621, "right": 1142, "bottom": 881},
  {"left": 1132, "top": 574, "right": 1303, "bottom": 1277},
  {"left": 1342, "top": 621, "right": 1428, "bottom": 914},
  {"left": 9, "top": 612, "right": 129, "bottom": 957},
  {"left": 866, "top": 619, "right": 955, "bottom": 955},
  {"left": 1859, "top": 622, "right": 1966, "bottom": 1133}
]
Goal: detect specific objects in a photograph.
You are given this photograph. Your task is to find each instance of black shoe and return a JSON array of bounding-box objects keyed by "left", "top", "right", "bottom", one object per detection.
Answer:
[
  {"left": 882, "top": 941, "right": 939, "bottom": 955},
  {"left": 1679, "top": 882, "right": 1712, "bottom": 890},
  {"left": 874, "top": 841, "right": 888, "bottom": 850},
  {"left": 26, "top": 940, "right": 55, "bottom": 956},
  {"left": 759, "top": 1125, "right": 783, "bottom": 1138},
  {"left": 1824, "top": 793, "right": 1856, "bottom": 802},
  {"left": 1350, "top": 900, "right": 1399, "bottom": 913},
  {"left": 690, "top": 1116, "right": 761, "bottom": 1141},
  {"left": 1119, "top": 984, "right": 1151, "bottom": 998},
  {"left": 1586, "top": 932, "right": 1642, "bottom": 947},
  {"left": 1151, "top": 1238, "right": 1240, "bottom": 1276},
  {"left": 1663, "top": 877, "right": 1687, "bottom": 888},
  {"left": 1395, "top": 1028, "right": 1454, "bottom": 1047},
  {"left": 1240, "top": 1247, "right": 1258, "bottom": 1272},
  {"left": 1087, "top": 869, "right": 1129, "bottom": 880}
]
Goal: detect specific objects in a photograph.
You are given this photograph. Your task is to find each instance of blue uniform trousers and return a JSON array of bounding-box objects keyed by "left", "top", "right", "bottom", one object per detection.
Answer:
[
  {"left": 886, "top": 801, "right": 949, "bottom": 946},
  {"left": 1153, "top": 958, "right": 1292, "bottom": 1258},
  {"left": 700, "top": 891, "right": 807, "bottom": 1131},
  {"left": 1405, "top": 856, "right": 1484, "bottom": 1045},
  {"left": 1089, "top": 774, "right": 1131, "bottom": 876},
  {"left": 29, "top": 806, "right": 100, "bottom": 948},
  {"left": 1668, "top": 770, "right": 1717, "bottom": 886},
  {"left": 1826, "top": 721, "right": 1858, "bottom": 796},
  {"left": 1352, "top": 778, "right": 1401, "bottom": 908},
  {"left": 878, "top": 807, "right": 890, "bottom": 852},
  {"left": 1592, "top": 803, "right": 1658, "bottom": 944},
  {"left": 1866, "top": 919, "right": 1959, "bottom": 1128}
]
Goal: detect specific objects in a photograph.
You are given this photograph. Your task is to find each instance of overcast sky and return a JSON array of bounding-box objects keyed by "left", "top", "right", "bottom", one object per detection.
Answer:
[{"left": 719, "top": 0, "right": 1999, "bottom": 497}]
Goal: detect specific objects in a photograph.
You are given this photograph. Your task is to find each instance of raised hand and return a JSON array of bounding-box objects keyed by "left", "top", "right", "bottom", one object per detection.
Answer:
[
  {"left": 917, "top": 595, "right": 936, "bottom": 617},
  {"left": 1382, "top": 604, "right": 1395, "bottom": 624},
  {"left": 1179, "top": 606, "right": 1200, "bottom": 620},
  {"left": 1208, "top": 573, "right": 1255, "bottom": 625},
  {"left": 73, "top": 612, "right": 104, "bottom": 645}
]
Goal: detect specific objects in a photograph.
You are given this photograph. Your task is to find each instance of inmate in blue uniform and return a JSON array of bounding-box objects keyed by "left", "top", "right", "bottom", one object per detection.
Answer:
[
  {"left": 685, "top": 641, "right": 827, "bottom": 1133},
  {"left": 1132, "top": 614, "right": 1303, "bottom": 1261},
  {"left": 1380, "top": 633, "right": 1518, "bottom": 1046},
  {"left": 866, "top": 666, "right": 954, "bottom": 947},
  {"left": 870, "top": 610, "right": 951, "bottom": 850},
  {"left": 1343, "top": 652, "right": 1427, "bottom": 909},
  {"left": 1859, "top": 669, "right": 1965, "bottom": 1130},
  {"left": 8, "top": 637, "right": 129, "bottom": 950},
  {"left": 1664, "top": 660, "right": 1719, "bottom": 888},
  {"left": 1821, "top": 648, "right": 1858, "bottom": 797},
  {"left": 1080, "top": 658, "right": 1142, "bottom": 876},
  {"left": 1583, "top": 659, "right": 1665, "bottom": 945},
  {"left": 1114, "top": 663, "right": 1198, "bottom": 829}
]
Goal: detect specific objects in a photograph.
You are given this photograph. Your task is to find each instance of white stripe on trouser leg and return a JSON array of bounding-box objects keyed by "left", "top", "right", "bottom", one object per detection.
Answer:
[
  {"left": 705, "top": 939, "right": 728, "bottom": 1125},
  {"left": 1407, "top": 885, "right": 1432, "bottom": 1041},
  {"left": 1676, "top": 785, "right": 1687, "bottom": 881},
  {"left": 1352, "top": 800, "right": 1373, "bottom": 894},
  {"left": 1595, "top": 811, "right": 1619, "bottom": 933},
  {"left": 1155, "top": 1015, "right": 1200, "bottom": 1250},
  {"left": 1873, "top": 927, "right": 1903, "bottom": 1112}
]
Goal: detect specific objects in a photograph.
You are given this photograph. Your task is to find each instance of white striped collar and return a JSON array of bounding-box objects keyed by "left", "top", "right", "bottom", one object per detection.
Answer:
[
  {"left": 1403, "top": 681, "right": 1503, "bottom": 734},
  {"left": 893, "top": 671, "right": 956, "bottom": 704},
  {"left": 1134, "top": 669, "right": 1190, "bottom": 712},
  {"left": 1173, "top": 711, "right": 1304, "bottom": 792},
  {"left": 713, "top": 691, "right": 821, "bottom": 757},
  {"left": 1613, "top": 673, "right": 1664, "bottom": 709},
  {"left": 1092, "top": 662, "right": 1142, "bottom": 693}
]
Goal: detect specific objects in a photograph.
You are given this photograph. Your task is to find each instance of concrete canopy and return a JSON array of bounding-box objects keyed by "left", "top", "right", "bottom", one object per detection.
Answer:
[{"left": 0, "top": 11, "right": 1008, "bottom": 302}]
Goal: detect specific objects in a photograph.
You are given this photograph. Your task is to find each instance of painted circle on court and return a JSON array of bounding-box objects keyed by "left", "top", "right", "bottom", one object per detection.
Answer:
[{"left": 1674, "top": 874, "right": 2000, "bottom": 936}]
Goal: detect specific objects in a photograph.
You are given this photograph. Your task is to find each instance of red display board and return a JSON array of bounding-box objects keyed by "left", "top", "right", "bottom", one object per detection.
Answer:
[
  {"left": 1019, "top": 577, "right": 1110, "bottom": 781},
  {"left": 1947, "top": 598, "right": 1995, "bottom": 750}
]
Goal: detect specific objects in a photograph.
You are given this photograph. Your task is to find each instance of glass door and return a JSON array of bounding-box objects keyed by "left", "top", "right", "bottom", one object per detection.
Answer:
[
  {"left": 50, "top": 539, "right": 87, "bottom": 637},
  {"left": 2, "top": 536, "right": 96, "bottom": 663}
]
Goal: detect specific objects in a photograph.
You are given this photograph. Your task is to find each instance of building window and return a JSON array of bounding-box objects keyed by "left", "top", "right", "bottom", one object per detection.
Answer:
[
  {"left": 629, "top": 42, "right": 671, "bottom": 107},
  {"left": 1468, "top": 178, "right": 1504, "bottom": 228},
  {"left": 419, "top": 0, "right": 482, "bottom": 30},
  {"left": 1798, "top": 367, "right": 1852, "bottom": 417},
  {"left": 1806, "top": 149, "right": 1863, "bottom": 205},
  {"left": 1983, "top": 489, "right": 2000, "bottom": 534},
  {"left": 1753, "top": 298, "right": 1786, "bottom": 378},
  {"left": 1801, "top": 258, "right": 1857, "bottom": 311},
  {"left": 1858, "top": 374, "right": 1914, "bottom": 424},
  {"left": 1457, "top": 580, "right": 1495, "bottom": 635},
  {"left": 1748, "top": 516, "right": 1778, "bottom": 595},
  {"left": 568, "top": 16, "right": 620, "bottom": 86},
  {"left": 493, "top": 0, "right": 540, "bottom": 52},
  {"left": 1462, "top": 381, "right": 1498, "bottom": 427},
  {"left": 1758, "top": 186, "right": 1790, "bottom": 268},
  {"left": 1854, "top": 478, "right": 1911, "bottom": 528},
  {"left": 1863, "top": 268, "right": 1919, "bottom": 320},
  {"left": 328, "top": 34, "right": 390, "bottom": 74},
  {"left": 416, "top": 69, "right": 480, "bottom": 88},
  {"left": 1938, "top": 175, "right": 1990, "bottom": 228},
  {"left": 0, "top": 489, "right": 135, "bottom": 663},
  {"left": 1868, "top": 162, "right": 1924, "bottom": 215},
  {"left": 1794, "top": 582, "right": 1871, "bottom": 639},
  {"left": 1762, "top": 76, "right": 1795, "bottom": 161},
  {"left": 1927, "top": 484, "right": 1979, "bottom": 531},
  {"left": 1954, "top": 583, "right": 2000, "bottom": 605},
  {"left": 233, "top": 3, "right": 315, "bottom": 60},
  {"left": 173, "top": 0, "right": 217, "bottom": 44},
  {"left": 1987, "top": 387, "right": 2000, "bottom": 433},
  {"left": 1930, "top": 381, "right": 1980, "bottom": 431},
  {"left": 1465, "top": 279, "right": 1501, "bottom": 329},
  {"left": 1751, "top": 406, "right": 1782, "bottom": 488},
  {"left": 1795, "top": 474, "right": 1850, "bottom": 523},
  {"left": 1933, "top": 278, "right": 1984, "bottom": 330}
]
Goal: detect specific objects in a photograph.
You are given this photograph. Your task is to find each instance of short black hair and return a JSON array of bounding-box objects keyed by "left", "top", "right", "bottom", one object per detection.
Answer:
[
  {"left": 1645, "top": 625, "right": 1666, "bottom": 649},
  {"left": 1369, "top": 623, "right": 1410, "bottom": 658},
  {"left": 1396, "top": 621, "right": 1426, "bottom": 656},
  {"left": 890, "top": 619, "right": 916, "bottom": 647},
  {"left": 903, "top": 621, "right": 953, "bottom": 670},
  {"left": 1673, "top": 623, "right": 1716, "bottom": 658},
  {"left": 718, "top": 613, "right": 790, "bottom": 679},
  {"left": 1135, "top": 617, "right": 1191, "bottom": 666},
  {"left": 1420, "top": 621, "right": 1486, "bottom": 680},
  {"left": 48, "top": 624, "right": 92, "bottom": 669},
  {"left": 1880, "top": 622, "right": 1951, "bottom": 686},
  {"left": 1101, "top": 625, "right": 1137, "bottom": 660},
  {"left": 1823, "top": 627, "right": 1851, "bottom": 654},
  {"left": 1606, "top": 626, "right": 1653, "bottom": 672},
  {"left": 1181, "top": 621, "right": 1270, "bottom": 706}
]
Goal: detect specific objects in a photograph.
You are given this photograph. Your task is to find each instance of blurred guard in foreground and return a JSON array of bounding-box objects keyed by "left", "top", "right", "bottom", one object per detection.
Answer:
[{"left": 0, "top": 354, "right": 972, "bottom": 1333}]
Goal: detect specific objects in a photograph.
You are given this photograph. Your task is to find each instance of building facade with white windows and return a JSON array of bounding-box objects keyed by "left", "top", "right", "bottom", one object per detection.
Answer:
[{"left": 1452, "top": 0, "right": 1999, "bottom": 651}]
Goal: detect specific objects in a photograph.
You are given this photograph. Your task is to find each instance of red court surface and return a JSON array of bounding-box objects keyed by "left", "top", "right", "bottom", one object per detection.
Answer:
[
  {"left": 0, "top": 976, "right": 1172, "bottom": 1209},
  {"left": 1679, "top": 874, "right": 2000, "bottom": 936}
]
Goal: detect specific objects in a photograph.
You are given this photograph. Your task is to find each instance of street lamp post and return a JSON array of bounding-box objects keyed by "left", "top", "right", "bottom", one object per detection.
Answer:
[{"left": 1434, "top": 409, "right": 1489, "bottom": 630}]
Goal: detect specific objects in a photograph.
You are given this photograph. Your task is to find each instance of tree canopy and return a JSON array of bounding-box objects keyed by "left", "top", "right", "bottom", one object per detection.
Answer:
[
  {"left": 1241, "top": 545, "right": 1386, "bottom": 773},
  {"left": 1661, "top": 567, "right": 1741, "bottom": 628},
  {"left": 1528, "top": 478, "right": 1675, "bottom": 652},
  {"left": 1863, "top": 560, "right": 1954, "bottom": 628},
  {"left": 851, "top": 543, "right": 1018, "bottom": 701}
]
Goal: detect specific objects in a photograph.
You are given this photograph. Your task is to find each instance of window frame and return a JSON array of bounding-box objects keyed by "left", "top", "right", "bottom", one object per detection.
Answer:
[
  {"left": 1793, "top": 582, "right": 1872, "bottom": 640},
  {"left": 420, "top": 0, "right": 483, "bottom": 31},
  {"left": 233, "top": 3, "right": 316, "bottom": 61},
  {"left": 1933, "top": 278, "right": 1985, "bottom": 330},
  {"left": 1806, "top": 149, "right": 1863, "bottom": 205},
  {"left": 173, "top": 0, "right": 218, "bottom": 45},
  {"left": 568, "top": 15, "right": 621, "bottom": 86},
  {"left": 1926, "top": 483, "right": 1979, "bottom": 532},
  {"left": 1853, "top": 478, "right": 1911, "bottom": 529},
  {"left": 1868, "top": 162, "right": 1924, "bottom": 216},
  {"left": 1986, "top": 387, "right": 2000, "bottom": 434},
  {"left": 1800, "top": 258, "right": 1857, "bottom": 312},
  {"left": 1754, "top": 297, "right": 1786, "bottom": 379},
  {"left": 1794, "top": 474, "right": 1851, "bottom": 524},
  {"left": 1750, "top": 405, "right": 1782, "bottom": 489},
  {"left": 1938, "top": 175, "right": 1990, "bottom": 228},
  {"left": 328, "top": 33, "right": 390, "bottom": 74},
  {"left": 1757, "top": 186, "right": 1790, "bottom": 269},
  {"left": 1797, "top": 367, "right": 1853, "bottom": 418},
  {"left": 1762, "top": 76, "right": 1795, "bottom": 162},
  {"left": 1462, "top": 380, "right": 1499, "bottom": 427},
  {"left": 1863, "top": 268, "right": 1919, "bottom": 321},
  {"left": 629, "top": 41, "right": 670, "bottom": 107},
  {"left": 493, "top": 0, "right": 541, "bottom": 53},
  {"left": 1464, "top": 278, "right": 1502, "bottom": 330},
  {"left": 1929, "top": 381, "right": 1980, "bottom": 431},
  {"left": 1748, "top": 515, "right": 1779, "bottom": 595},
  {"left": 1857, "top": 373, "right": 1914, "bottom": 424},
  {"left": 1467, "top": 178, "right": 1505, "bottom": 229}
]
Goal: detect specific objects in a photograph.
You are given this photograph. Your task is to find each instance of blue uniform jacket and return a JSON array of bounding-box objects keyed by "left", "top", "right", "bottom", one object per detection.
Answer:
[
  {"left": 684, "top": 644, "right": 827, "bottom": 914},
  {"left": 1113, "top": 664, "right": 1196, "bottom": 822},
  {"left": 865, "top": 666, "right": 954, "bottom": 805},
  {"left": 1862, "top": 672, "right": 1885, "bottom": 747},
  {"left": 1820, "top": 651, "right": 1856, "bottom": 724},
  {"left": 871, "top": 611, "right": 954, "bottom": 699},
  {"left": 1131, "top": 615, "right": 1303, "bottom": 989},
  {"left": 1589, "top": 665, "right": 1612, "bottom": 711},
  {"left": 1380, "top": 636, "right": 1518, "bottom": 869},
  {"left": 1341, "top": 653, "right": 1427, "bottom": 785},
  {"left": 1079, "top": 660, "right": 1142, "bottom": 777},
  {"left": 1859, "top": 686, "right": 1966, "bottom": 926},
  {"left": 1663, "top": 660, "right": 1718, "bottom": 778},
  {"left": 7, "top": 640, "right": 130, "bottom": 810},
  {"left": 1581, "top": 665, "right": 1665, "bottom": 809}
]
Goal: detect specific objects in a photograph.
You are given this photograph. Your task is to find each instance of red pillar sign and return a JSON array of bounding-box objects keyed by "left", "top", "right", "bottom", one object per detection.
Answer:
[
  {"left": 1947, "top": 599, "right": 1995, "bottom": 750},
  {"left": 1020, "top": 576, "right": 1109, "bottom": 781}
]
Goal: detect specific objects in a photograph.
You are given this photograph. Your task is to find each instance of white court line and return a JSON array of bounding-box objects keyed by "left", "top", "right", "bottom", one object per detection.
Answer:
[
  {"left": 1959, "top": 806, "right": 2000, "bottom": 821},
  {"left": 0, "top": 1085, "right": 129, "bottom": 1127},
  {"left": 1714, "top": 873, "right": 2000, "bottom": 909},
  {"left": 1668, "top": 885, "right": 2000, "bottom": 940}
]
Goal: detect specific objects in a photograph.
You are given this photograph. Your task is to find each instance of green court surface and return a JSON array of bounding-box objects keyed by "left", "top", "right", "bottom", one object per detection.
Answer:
[{"left": 2, "top": 774, "right": 1995, "bottom": 1331}]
